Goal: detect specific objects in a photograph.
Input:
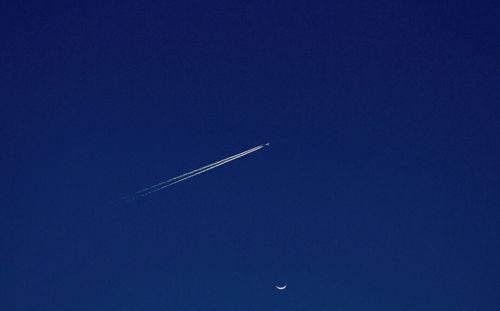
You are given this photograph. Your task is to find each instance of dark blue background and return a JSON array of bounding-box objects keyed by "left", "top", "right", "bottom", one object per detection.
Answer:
[{"left": 2, "top": 1, "right": 499, "bottom": 310}]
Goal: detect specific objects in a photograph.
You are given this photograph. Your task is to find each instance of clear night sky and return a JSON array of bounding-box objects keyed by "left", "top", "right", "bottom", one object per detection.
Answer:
[{"left": 1, "top": 1, "right": 499, "bottom": 310}]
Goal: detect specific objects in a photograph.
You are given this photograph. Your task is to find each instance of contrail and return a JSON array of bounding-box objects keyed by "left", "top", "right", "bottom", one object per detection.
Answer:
[
  {"left": 120, "top": 145, "right": 263, "bottom": 201},
  {"left": 121, "top": 143, "right": 268, "bottom": 202}
]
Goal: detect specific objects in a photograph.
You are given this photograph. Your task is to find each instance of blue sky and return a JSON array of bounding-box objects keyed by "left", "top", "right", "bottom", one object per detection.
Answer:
[{"left": 1, "top": 0, "right": 499, "bottom": 310}]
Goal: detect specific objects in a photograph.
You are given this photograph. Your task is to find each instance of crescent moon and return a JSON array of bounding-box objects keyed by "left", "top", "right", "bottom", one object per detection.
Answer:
[{"left": 276, "top": 284, "right": 287, "bottom": 290}]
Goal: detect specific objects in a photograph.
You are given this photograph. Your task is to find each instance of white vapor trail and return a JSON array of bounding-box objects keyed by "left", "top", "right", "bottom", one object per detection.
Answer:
[
  {"left": 121, "top": 145, "right": 262, "bottom": 201},
  {"left": 121, "top": 144, "right": 266, "bottom": 202}
]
